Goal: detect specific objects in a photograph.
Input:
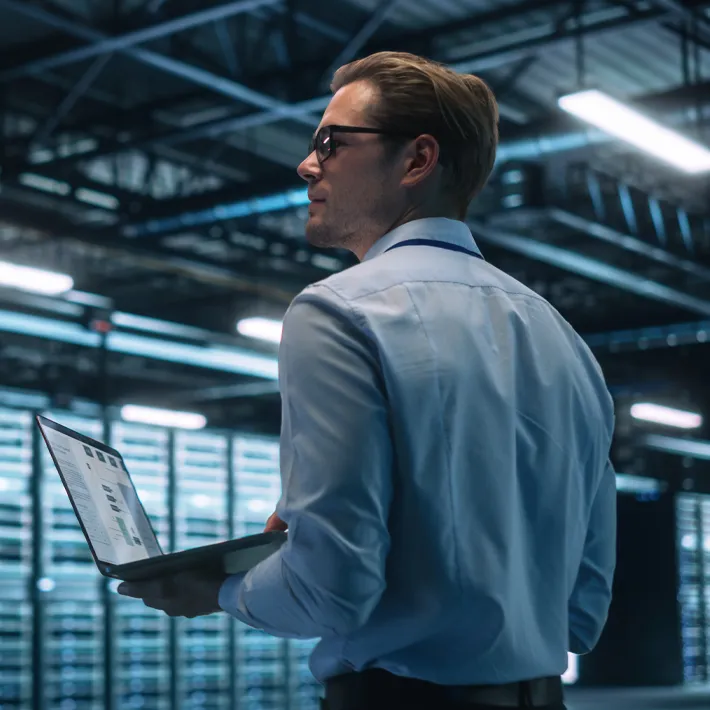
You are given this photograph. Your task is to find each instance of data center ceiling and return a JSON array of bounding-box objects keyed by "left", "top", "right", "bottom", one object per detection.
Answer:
[{"left": 0, "top": 0, "right": 709, "bottom": 439}]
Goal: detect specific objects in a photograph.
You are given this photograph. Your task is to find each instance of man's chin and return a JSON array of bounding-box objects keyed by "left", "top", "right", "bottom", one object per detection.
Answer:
[{"left": 305, "top": 222, "right": 334, "bottom": 248}]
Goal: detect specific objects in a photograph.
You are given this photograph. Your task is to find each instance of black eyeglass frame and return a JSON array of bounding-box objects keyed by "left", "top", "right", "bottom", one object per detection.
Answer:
[{"left": 308, "top": 124, "right": 448, "bottom": 165}]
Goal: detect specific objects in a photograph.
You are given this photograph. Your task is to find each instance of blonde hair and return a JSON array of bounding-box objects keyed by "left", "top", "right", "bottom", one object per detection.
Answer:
[{"left": 331, "top": 51, "right": 499, "bottom": 218}]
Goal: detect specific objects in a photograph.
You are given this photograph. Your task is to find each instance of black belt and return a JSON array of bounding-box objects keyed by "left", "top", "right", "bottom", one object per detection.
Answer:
[{"left": 323, "top": 669, "right": 563, "bottom": 709}]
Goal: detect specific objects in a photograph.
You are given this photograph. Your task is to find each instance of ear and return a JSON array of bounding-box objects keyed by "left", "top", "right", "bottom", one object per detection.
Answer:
[{"left": 400, "top": 134, "right": 441, "bottom": 188}]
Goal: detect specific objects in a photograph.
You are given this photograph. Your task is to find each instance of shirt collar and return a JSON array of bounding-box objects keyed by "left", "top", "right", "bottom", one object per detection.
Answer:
[{"left": 362, "top": 218, "right": 483, "bottom": 262}]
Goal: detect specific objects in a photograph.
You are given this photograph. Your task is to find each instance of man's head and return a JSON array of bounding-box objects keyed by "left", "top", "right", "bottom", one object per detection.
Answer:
[{"left": 297, "top": 51, "right": 499, "bottom": 259}]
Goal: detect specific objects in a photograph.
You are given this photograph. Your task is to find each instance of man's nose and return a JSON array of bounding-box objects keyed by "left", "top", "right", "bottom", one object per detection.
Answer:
[{"left": 297, "top": 151, "right": 321, "bottom": 182}]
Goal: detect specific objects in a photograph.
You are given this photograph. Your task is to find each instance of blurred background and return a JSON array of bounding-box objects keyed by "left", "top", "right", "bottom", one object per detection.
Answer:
[{"left": 0, "top": 1, "right": 709, "bottom": 709}]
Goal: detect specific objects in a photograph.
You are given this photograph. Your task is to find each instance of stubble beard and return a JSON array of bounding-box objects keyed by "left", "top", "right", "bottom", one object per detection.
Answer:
[
  {"left": 305, "top": 220, "right": 337, "bottom": 249},
  {"left": 305, "top": 211, "right": 351, "bottom": 250},
  {"left": 305, "top": 186, "right": 391, "bottom": 253}
]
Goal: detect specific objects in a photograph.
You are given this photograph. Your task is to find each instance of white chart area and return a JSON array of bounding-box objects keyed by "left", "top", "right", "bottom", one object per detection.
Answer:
[{"left": 42, "top": 425, "right": 162, "bottom": 565}]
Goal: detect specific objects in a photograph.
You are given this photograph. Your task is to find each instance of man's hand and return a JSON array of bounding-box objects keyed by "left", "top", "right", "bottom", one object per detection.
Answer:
[
  {"left": 265, "top": 512, "right": 288, "bottom": 532},
  {"left": 117, "top": 568, "right": 229, "bottom": 618}
]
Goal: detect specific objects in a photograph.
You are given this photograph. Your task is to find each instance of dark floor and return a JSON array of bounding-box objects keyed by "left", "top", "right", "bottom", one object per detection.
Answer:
[{"left": 565, "top": 685, "right": 710, "bottom": 709}]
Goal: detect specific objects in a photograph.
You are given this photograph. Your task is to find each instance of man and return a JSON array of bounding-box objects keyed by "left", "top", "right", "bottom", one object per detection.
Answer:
[{"left": 119, "top": 51, "right": 617, "bottom": 710}]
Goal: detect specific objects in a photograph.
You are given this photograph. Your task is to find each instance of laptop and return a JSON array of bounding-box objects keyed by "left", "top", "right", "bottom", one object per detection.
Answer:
[{"left": 37, "top": 415, "right": 286, "bottom": 582}]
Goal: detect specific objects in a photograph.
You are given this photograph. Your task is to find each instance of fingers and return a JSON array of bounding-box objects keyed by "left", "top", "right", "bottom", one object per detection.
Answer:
[
  {"left": 117, "top": 577, "right": 175, "bottom": 598},
  {"left": 264, "top": 512, "right": 288, "bottom": 532},
  {"left": 117, "top": 582, "right": 146, "bottom": 598},
  {"left": 141, "top": 598, "right": 193, "bottom": 617}
]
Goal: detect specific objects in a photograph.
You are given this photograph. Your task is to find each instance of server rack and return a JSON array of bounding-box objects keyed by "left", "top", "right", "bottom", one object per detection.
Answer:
[
  {"left": 0, "top": 408, "right": 33, "bottom": 710},
  {"left": 232, "top": 437, "right": 290, "bottom": 710},
  {"left": 287, "top": 638, "right": 322, "bottom": 710},
  {"left": 40, "top": 413, "right": 105, "bottom": 710},
  {"left": 676, "top": 493, "right": 710, "bottom": 684},
  {"left": 0, "top": 581, "right": 31, "bottom": 710},
  {"left": 173, "top": 430, "right": 232, "bottom": 710},
  {"left": 110, "top": 422, "right": 171, "bottom": 710}
]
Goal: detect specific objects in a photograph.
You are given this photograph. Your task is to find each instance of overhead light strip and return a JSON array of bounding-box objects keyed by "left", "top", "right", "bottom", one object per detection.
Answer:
[
  {"left": 124, "top": 188, "right": 310, "bottom": 237},
  {"left": 558, "top": 89, "right": 710, "bottom": 173},
  {"left": 236, "top": 317, "right": 283, "bottom": 344},
  {"left": 643, "top": 434, "right": 710, "bottom": 460},
  {"left": 108, "top": 331, "right": 278, "bottom": 379},
  {"left": 121, "top": 404, "right": 206, "bottom": 430},
  {"left": 0, "top": 260, "right": 74, "bottom": 296},
  {"left": 0, "top": 309, "right": 278, "bottom": 379},
  {"left": 630, "top": 402, "right": 703, "bottom": 429}
]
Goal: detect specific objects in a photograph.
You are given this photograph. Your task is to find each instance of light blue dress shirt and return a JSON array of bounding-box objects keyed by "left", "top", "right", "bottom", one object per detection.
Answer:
[{"left": 219, "top": 217, "right": 617, "bottom": 686}]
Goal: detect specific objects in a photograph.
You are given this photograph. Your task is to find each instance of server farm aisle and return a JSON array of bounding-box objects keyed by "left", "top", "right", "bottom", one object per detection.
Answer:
[{"left": 0, "top": 405, "right": 321, "bottom": 710}]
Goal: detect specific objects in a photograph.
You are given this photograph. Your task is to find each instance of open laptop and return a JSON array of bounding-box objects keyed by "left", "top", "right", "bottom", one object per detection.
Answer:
[{"left": 37, "top": 415, "right": 286, "bottom": 582}]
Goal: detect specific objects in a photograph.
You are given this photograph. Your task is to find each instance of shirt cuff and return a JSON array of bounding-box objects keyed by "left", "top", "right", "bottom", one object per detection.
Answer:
[{"left": 218, "top": 572, "right": 248, "bottom": 617}]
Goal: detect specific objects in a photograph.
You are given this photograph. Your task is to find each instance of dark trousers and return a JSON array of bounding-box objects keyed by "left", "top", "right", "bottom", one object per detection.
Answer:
[{"left": 321, "top": 669, "right": 566, "bottom": 710}]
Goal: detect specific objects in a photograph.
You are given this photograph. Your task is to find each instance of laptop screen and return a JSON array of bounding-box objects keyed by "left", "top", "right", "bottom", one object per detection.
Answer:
[{"left": 39, "top": 418, "right": 162, "bottom": 566}]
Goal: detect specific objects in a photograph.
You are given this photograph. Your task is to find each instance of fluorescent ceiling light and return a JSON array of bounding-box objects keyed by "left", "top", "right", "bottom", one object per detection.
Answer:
[
  {"left": 109, "top": 331, "right": 279, "bottom": 379},
  {"left": 630, "top": 402, "right": 702, "bottom": 429},
  {"left": 0, "top": 260, "right": 74, "bottom": 296},
  {"left": 614, "top": 473, "right": 664, "bottom": 494},
  {"left": 120, "top": 405, "right": 207, "bottom": 430},
  {"left": 19, "top": 172, "right": 70, "bottom": 195},
  {"left": 0, "top": 309, "right": 279, "bottom": 379},
  {"left": 124, "top": 187, "right": 310, "bottom": 237},
  {"left": 237, "top": 317, "right": 283, "bottom": 344},
  {"left": 75, "top": 187, "right": 119, "bottom": 210},
  {"left": 558, "top": 89, "right": 710, "bottom": 173},
  {"left": 643, "top": 434, "right": 710, "bottom": 460},
  {"left": 0, "top": 309, "right": 99, "bottom": 347}
]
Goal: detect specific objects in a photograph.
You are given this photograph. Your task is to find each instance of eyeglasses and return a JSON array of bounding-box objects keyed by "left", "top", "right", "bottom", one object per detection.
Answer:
[{"left": 308, "top": 124, "right": 421, "bottom": 164}]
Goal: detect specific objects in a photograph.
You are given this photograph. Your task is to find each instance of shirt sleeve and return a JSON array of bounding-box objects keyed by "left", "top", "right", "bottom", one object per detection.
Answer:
[
  {"left": 568, "top": 457, "right": 617, "bottom": 654},
  {"left": 218, "top": 284, "right": 393, "bottom": 638}
]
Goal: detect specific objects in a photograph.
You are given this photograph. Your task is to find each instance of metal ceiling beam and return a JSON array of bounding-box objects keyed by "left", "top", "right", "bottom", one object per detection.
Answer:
[
  {"left": 31, "top": 0, "right": 674, "bottom": 176},
  {"left": 118, "top": 172, "right": 305, "bottom": 225},
  {"left": 213, "top": 16, "right": 241, "bottom": 76},
  {"left": 547, "top": 208, "right": 710, "bottom": 282},
  {"left": 0, "top": 0, "right": 320, "bottom": 130},
  {"left": 583, "top": 318, "right": 710, "bottom": 351},
  {"left": 0, "top": 198, "right": 298, "bottom": 304},
  {"left": 445, "top": 5, "right": 667, "bottom": 72},
  {"left": 29, "top": 98, "right": 330, "bottom": 174},
  {"left": 467, "top": 220, "right": 710, "bottom": 317},
  {"left": 2, "top": 89, "right": 282, "bottom": 184},
  {"left": 162, "top": 0, "right": 706, "bottom": 132},
  {"left": 372, "top": 0, "right": 567, "bottom": 49},
  {"left": 13, "top": 167, "right": 138, "bottom": 212},
  {"left": 0, "top": 0, "right": 281, "bottom": 80},
  {"left": 319, "top": 0, "right": 400, "bottom": 87},
  {"left": 293, "top": 11, "right": 349, "bottom": 43},
  {"left": 652, "top": 0, "right": 710, "bottom": 41},
  {"left": 0, "top": 180, "right": 349, "bottom": 289},
  {"left": 30, "top": 53, "right": 113, "bottom": 147},
  {"left": 136, "top": 3, "right": 675, "bottom": 141},
  {"left": 119, "top": 88, "right": 710, "bottom": 236},
  {"left": 123, "top": 185, "right": 311, "bottom": 236}
]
